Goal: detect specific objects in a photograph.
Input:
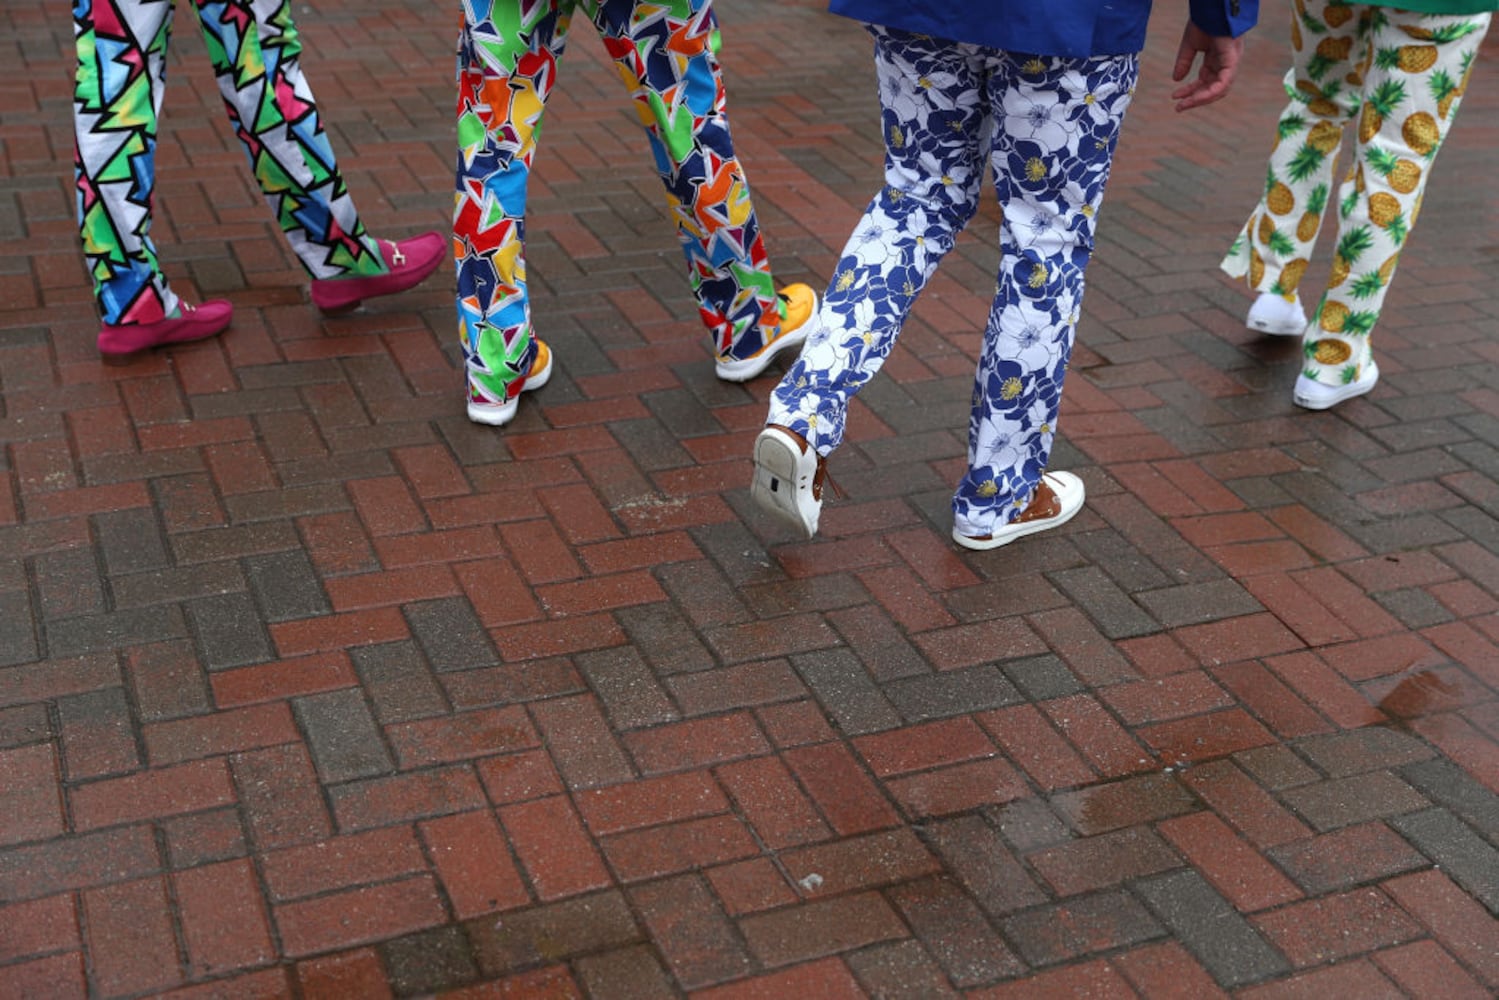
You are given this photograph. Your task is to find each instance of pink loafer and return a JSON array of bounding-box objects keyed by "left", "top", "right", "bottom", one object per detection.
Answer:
[
  {"left": 310, "top": 231, "right": 445, "bottom": 314},
  {"left": 97, "top": 299, "right": 233, "bottom": 364}
]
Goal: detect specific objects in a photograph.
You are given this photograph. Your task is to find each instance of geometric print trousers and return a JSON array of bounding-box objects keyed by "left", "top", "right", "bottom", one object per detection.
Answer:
[
  {"left": 767, "top": 26, "right": 1137, "bottom": 538},
  {"left": 456, "top": 0, "right": 781, "bottom": 406},
  {"left": 73, "top": 0, "right": 387, "bottom": 326},
  {"left": 1221, "top": 1, "right": 1489, "bottom": 389}
]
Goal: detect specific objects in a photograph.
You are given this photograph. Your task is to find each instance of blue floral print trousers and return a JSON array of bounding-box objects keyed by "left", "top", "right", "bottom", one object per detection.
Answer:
[{"left": 766, "top": 26, "right": 1137, "bottom": 537}]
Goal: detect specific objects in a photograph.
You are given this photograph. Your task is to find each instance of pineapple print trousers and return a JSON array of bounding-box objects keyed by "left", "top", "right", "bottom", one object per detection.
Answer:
[
  {"left": 456, "top": 0, "right": 782, "bottom": 406},
  {"left": 766, "top": 26, "right": 1137, "bottom": 538},
  {"left": 73, "top": 0, "right": 388, "bottom": 327},
  {"left": 1221, "top": 1, "right": 1489, "bottom": 388}
]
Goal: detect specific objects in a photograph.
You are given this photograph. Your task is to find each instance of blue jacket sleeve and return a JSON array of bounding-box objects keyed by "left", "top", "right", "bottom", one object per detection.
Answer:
[{"left": 1188, "top": 0, "right": 1259, "bottom": 37}]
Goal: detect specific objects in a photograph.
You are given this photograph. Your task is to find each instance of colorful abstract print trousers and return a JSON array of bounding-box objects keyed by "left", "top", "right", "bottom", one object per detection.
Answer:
[
  {"left": 767, "top": 27, "right": 1137, "bottom": 538},
  {"left": 456, "top": 0, "right": 780, "bottom": 406},
  {"left": 1221, "top": 1, "right": 1489, "bottom": 389},
  {"left": 72, "top": 0, "right": 388, "bottom": 326}
]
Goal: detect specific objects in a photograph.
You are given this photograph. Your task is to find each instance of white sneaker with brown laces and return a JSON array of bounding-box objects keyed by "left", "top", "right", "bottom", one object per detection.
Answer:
[{"left": 953, "top": 471, "right": 1085, "bottom": 551}]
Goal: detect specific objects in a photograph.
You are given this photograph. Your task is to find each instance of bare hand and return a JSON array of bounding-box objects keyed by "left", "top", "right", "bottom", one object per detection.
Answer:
[{"left": 1170, "top": 21, "right": 1244, "bottom": 112}]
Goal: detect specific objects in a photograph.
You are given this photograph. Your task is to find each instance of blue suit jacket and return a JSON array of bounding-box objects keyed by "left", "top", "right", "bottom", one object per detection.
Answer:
[{"left": 827, "top": 1, "right": 1258, "bottom": 57}]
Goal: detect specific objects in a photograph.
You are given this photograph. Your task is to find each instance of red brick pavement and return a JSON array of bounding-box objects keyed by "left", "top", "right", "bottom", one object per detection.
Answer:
[{"left": 3, "top": 0, "right": 1499, "bottom": 997}]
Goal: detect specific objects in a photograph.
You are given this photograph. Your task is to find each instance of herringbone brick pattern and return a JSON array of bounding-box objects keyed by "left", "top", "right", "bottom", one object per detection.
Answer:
[{"left": 3, "top": 0, "right": 1498, "bottom": 996}]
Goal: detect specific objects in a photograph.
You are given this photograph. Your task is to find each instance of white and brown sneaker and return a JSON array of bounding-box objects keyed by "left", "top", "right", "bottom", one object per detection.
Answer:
[
  {"left": 953, "top": 471, "right": 1085, "bottom": 551},
  {"left": 751, "top": 424, "right": 826, "bottom": 539}
]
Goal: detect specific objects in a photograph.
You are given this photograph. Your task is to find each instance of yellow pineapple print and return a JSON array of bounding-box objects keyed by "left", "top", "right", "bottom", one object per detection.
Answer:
[
  {"left": 1317, "top": 35, "right": 1354, "bottom": 63},
  {"left": 1267, "top": 182, "right": 1296, "bottom": 216},
  {"left": 1368, "top": 192, "right": 1401, "bottom": 228},
  {"left": 1280, "top": 258, "right": 1309, "bottom": 293},
  {"left": 1319, "top": 301, "right": 1351, "bottom": 333},
  {"left": 1388, "top": 159, "right": 1422, "bottom": 194},
  {"left": 1396, "top": 45, "right": 1438, "bottom": 74},
  {"left": 1258, "top": 214, "right": 1277, "bottom": 244},
  {"left": 1312, "top": 338, "right": 1352, "bottom": 364},
  {"left": 1324, "top": 5, "right": 1354, "bottom": 28},
  {"left": 1402, "top": 112, "right": 1439, "bottom": 156}
]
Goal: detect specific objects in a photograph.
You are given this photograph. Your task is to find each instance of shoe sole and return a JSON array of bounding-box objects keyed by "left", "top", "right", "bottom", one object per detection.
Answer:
[
  {"left": 466, "top": 350, "right": 554, "bottom": 426},
  {"left": 716, "top": 296, "right": 817, "bottom": 382},
  {"left": 1293, "top": 362, "right": 1378, "bottom": 410},
  {"left": 751, "top": 432, "right": 817, "bottom": 538},
  {"left": 953, "top": 474, "right": 1085, "bottom": 551},
  {"left": 98, "top": 316, "right": 233, "bottom": 365},
  {"left": 1247, "top": 316, "right": 1305, "bottom": 336}
]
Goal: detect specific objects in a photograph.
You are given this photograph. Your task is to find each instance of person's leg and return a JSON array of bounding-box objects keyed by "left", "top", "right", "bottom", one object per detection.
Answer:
[
  {"left": 1221, "top": 0, "right": 1370, "bottom": 332},
  {"left": 455, "top": 0, "right": 571, "bottom": 424},
  {"left": 1295, "top": 8, "right": 1490, "bottom": 408},
  {"left": 74, "top": 0, "right": 233, "bottom": 359},
  {"left": 74, "top": 0, "right": 175, "bottom": 322},
  {"left": 590, "top": 0, "right": 812, "bottom": 379},
  {"left": 767, "top": 26, "right": 986, "bottom": 452},
  {"left": 951, "top": 49, "right": 1138, "bottom": 543},
  {"left": 192, "top": 0, "right": 444, "bottom": 313},
  {"left": 753, "top": 25, "right": 987, "bottom": 537}
]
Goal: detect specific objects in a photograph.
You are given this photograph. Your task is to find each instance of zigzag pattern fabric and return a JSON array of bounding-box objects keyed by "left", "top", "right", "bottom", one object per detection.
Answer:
[
  {"left": 456, "top": 0, "right": 779, "bottom": 406},
  {"left": 767, "top": 27, "right": 1137, "bottom": 538},
  {"left": 73, "top": 0, "right": 386, "bottom": 326}
]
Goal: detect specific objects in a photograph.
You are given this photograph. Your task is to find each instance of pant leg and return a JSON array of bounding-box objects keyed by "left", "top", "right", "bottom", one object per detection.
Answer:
[
  {"left": 74, "top": 0, "right": 177, "bottom": 325},
  {"left": 765, "top": 26, "right": 987, "bottom": 453},
  {"left": 1221, "top": 0, "right": 1371, "bottom": 300},
  {"left": 190, "top": 0, "right": 386, "bottom": 280},
  {"left": 952, "top": 50, "right": 1137, "bottom": 538},
  {"left": 455, "top": 0, "right": 570, "bottom": 405},
  {"left": 1301, "top": 8, "right": 1490, "bottom": 388},
  {"left": 588, "top": 0, "right": 780, "bottom": 360}
]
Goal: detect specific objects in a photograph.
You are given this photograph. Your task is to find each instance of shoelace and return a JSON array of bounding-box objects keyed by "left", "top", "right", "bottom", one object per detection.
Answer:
[{"left": 814, "top": 454, "right": 847, "bottom": 501}]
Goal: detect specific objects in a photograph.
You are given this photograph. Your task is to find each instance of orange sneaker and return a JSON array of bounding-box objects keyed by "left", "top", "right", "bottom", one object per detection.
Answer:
[{"left": 715, "top": 283, "right": 817, "bottom": 382}]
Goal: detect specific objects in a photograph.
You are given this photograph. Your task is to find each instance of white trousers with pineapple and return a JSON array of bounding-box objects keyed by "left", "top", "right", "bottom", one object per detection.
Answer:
[{"left": 1221, "top": 1, "right": 1489, "bottom": 389}]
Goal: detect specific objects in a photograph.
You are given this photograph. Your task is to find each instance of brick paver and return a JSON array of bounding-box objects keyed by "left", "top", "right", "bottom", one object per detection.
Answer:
[{"left": 3, "top": 0, "right": 1499, "bottom": 997}]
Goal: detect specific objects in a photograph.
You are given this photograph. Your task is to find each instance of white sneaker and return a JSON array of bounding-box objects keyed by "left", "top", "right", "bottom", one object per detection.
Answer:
[
  {"left": 1293, "top": 360, "right": 1379, "bottom": 411},
  {"left": 953, "top": 472, "right": 1085, "bottom": 551},
  {"left": 467, "top": 341, "right": 553, "bottom": 426},
  {"left": 1246, "top": 293, "right": 1306, "bottom": 336},
  {"left": 750, "top": 425, "right": 824, "bottom": 538},
  {"left": 716, "top": 284, "right": 817, "bottom": 382}
]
